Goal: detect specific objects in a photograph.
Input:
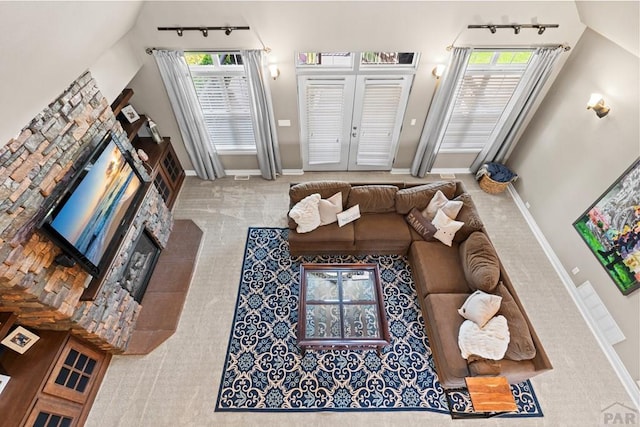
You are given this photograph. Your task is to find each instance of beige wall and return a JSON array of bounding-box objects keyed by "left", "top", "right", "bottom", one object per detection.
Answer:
[
  {"left": 0, "top": 1, "right": 143, "bottom": 146},
  {"left": 124, "top": 1, "right": 584, "bottom": 172},
  {"left": 508, "top": 27, "right": 640, "bottom": 381}
]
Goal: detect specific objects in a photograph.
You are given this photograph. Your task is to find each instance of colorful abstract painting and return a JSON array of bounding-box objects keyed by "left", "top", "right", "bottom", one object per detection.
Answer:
[{"left": 573, "top": 158, "right": 640, "bottom": 295}]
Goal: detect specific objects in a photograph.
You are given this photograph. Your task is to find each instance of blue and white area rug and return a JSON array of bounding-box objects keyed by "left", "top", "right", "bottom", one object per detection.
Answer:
[{"left": 215, "top": 227, "right": 542, "bottom": 416}]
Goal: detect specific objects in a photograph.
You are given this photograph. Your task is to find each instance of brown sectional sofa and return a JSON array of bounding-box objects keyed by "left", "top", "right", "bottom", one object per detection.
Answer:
[{"left": 288, "top": 180, "right": 552, "bottom": 389}]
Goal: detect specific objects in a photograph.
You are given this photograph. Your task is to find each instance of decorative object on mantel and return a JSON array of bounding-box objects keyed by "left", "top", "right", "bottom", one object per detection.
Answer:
[
  {"left": 1, "top": 326, "right": 40, "bottom": 354},
  {"left": 121, "top": 104, "right": 141, "bottom": 124},
  {"left": 147, "top": 118, "right": 163, "bottom": 144},
  {"left": 573, "top": 158, "right": 640, "bottom": 295}
]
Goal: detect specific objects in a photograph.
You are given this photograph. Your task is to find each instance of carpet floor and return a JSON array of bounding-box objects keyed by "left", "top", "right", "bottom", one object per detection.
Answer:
[{"left": 215, "top": 227, "right": 542, "bottom": 416}]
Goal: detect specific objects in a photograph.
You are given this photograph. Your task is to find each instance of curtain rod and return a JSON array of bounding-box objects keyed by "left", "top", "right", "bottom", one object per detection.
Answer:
[
  {"left": 445, "top": 43, "right": 571, "bottom": 52},
  {"left": 145, "top": 47, "right": 266, "bottom": 55}
]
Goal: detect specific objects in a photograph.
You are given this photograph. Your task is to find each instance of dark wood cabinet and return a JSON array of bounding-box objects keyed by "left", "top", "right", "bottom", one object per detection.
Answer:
[
  {"left": 132, "top": 137, "right": 185, "bottom": 210},
  {"left": 0, "top": 331, "right": 110, "bottom": 427}
]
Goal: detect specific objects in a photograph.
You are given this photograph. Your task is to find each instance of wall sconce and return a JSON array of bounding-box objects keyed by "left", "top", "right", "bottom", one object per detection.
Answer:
[
  {"left": 268, "top": 64, "right": 280, "bottom": 80},
  {"left": 432, "top": 64, "right": 446, "bottom": 79},
  {"left": 587, "top": 93, "right": 610, "bottom": 118}
]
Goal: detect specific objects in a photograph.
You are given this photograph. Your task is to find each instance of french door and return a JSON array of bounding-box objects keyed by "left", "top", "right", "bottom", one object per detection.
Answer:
[{"left": 299, "top": 74, "right": 412, "bottom": 171}]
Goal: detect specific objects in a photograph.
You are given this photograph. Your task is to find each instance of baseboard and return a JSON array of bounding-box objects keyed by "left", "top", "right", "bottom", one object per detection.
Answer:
[
  {"left": 390, "top": 168, "right": 411, "bottom": 175},
  {"left": 185, "top": 169, "right": 197, "bottom": 177},
  {"left": 507, "top": 184, "right": 640, "bottom": 410},
  {"left": 429, "top": 168, "right": 472, "bottom": 175},
  {"left": 282, "top": 169, "right": 304, "bottom": 175},
  {"left": 225, "top": 169, "right": 262, "bottom": 176}
]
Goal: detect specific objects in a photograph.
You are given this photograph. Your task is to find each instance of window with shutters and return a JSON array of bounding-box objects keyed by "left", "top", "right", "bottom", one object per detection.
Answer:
[
  {"left": 185, "top": 52, "right": 256, "bottom": 154},
  {"left": 440, "top": 50, "right": 533, "bottom": 152}
]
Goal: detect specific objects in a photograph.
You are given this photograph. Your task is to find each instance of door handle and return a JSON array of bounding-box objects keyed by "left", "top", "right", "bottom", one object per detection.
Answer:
[{"left": 352, "top": 132, "right": 357, "bottom": 137}]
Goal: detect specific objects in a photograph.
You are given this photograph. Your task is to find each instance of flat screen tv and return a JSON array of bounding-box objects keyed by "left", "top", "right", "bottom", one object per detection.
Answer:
[{"left": 40, "top": 131, "right": 147, "bottom": 277}]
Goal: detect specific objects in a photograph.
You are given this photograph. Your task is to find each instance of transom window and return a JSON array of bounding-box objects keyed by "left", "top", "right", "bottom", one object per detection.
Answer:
[
  {"left": 185, "top": 52, "right": 256, "bottom": 154},
  {"left": 296, "top": 51, "right": 419, "bottom": 71},
  {"left": 440, "top": 49, "right": 534, "bottom": 152}
]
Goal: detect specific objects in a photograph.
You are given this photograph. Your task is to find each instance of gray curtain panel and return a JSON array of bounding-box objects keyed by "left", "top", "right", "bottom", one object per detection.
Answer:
[
  {"left": 242, "top": 50, "right": 282, "bottom": 180},
  {"left": 152, "top": 49, "right": 225, "bottom": 180},
  {"left": 469, "top": 46, "right": 564, "bottom": 173},
  {"left": 411, "top": 47, "right": 471, "bottom": 177}
]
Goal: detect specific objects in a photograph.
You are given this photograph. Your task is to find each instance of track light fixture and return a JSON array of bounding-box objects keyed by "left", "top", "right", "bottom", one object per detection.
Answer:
[
  {"left": 158, "top": 26, "right": 250, "bottom": 37},
  {"left": 468, "top": 23, "right": 558, "bottom": 35}
]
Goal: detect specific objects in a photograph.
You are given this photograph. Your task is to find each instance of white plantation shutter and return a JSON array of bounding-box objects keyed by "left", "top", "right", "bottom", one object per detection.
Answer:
[
  {"left": 301, "top": 80, "right": 350, "bottom": 165},
  {"left": 355, "top": 79, "right": 408, "bottom": 167},
  {"left": 441, "top": 68, "right": 527, "bottom": 151},
  {"left": 190, "top": 74, "right": 256, "bottom": 151}
]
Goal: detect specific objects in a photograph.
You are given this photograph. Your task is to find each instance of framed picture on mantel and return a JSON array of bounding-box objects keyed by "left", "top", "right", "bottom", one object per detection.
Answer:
[{"left": 573, "top": 158, "right": 640, "bottom": 295}]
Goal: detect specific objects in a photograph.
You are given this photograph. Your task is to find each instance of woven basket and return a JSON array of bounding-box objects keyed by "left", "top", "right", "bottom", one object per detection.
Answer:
[{"left": 478, "top": 174, "right": 509, "bottom": 194}]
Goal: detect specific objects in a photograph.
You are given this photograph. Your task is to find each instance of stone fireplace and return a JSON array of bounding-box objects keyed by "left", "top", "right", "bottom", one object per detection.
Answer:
[{"left": 0, "top": 71, "right": 173, "bottom": 353}]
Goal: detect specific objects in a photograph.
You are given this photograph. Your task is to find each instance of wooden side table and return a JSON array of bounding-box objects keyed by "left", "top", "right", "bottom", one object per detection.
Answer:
[{"left": 466, "top": 376, "right": 517, "bottom": 413}]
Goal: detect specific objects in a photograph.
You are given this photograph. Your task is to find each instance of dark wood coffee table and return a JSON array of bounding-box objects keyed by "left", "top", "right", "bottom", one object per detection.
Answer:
[{"left": 297, "top": 263, "right": 390, "bottom": 355}]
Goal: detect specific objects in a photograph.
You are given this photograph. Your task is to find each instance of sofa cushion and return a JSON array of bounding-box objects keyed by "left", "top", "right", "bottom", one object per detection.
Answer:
[
  {"left": 408, "top": 241, "right": 470, "bottom": 295},
  {"left": 423, "top": 293, "right": 471, "bottom": 389},
  {"left": 496, "top": 283, "right": 537, "bottom": 361},
  {"left": 432, "top": 209, "right": 465, "bottom": 247},
  {"left": 395, "top": 181, "right": 458, "bottom": 214},
  {"left": 289, "top": 194, "right": 321, "bottom": 233},
  {"left": 422, "top": 190, "right": 463, "bottom": 221},
  {"left": 405, "top": 208, "right": 437, "bottom": 241},
  {"left": 457, "top": 290, "right": 502, "bottom": 328},
  {"left": 288, "top": 222, "right": 355, "bottom": 254},
  {"left": 467, "top": 355, "right": 502, "bottom": 376},
  {"left": 318, "top": 192, "right": 343, "bottom": 225},
  {"left": 452, "top": 193, "right": 485, "bottom": 242},
  {"left": 353, "top": 213, "right": 412, "bottom": 253},
  {"left": 290, "top": 181, "right": 351, "bottom": 207},
  {"left": 459, "top": 231, "right": 501, "bottom": 293},
  {"left": 347, "top": 185, "right": 398, "bottom": 213}
]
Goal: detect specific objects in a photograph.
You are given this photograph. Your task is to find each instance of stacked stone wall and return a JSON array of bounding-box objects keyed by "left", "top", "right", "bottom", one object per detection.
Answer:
[{"left": 0, "top": 71, "right": 173, "bottom": 352}]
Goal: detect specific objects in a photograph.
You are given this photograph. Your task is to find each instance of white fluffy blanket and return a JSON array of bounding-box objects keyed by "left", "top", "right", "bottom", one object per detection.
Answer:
[{"left": 458, "top": 315, "right": 510, "bottom": 360}]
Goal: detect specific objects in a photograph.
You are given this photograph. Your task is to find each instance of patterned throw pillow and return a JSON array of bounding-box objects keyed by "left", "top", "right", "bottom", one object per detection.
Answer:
[
  {"left": 405, "top": 208, "right": 437, "bottom": 240},
  {"left": 432, "top": 209, "right": 464, "bottom": 247}
]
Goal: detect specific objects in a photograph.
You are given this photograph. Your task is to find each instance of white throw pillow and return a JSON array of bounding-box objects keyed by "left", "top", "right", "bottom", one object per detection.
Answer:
[
  {"left": 422, "top": 190, "right": 463, "bottom": 221},
  {"left": 318, "top": 192, "right": 343, "bottom": 225},
  {"left": 458, "top": 315, "right": 510, "bottom": 360},
  {"left": 458, "top": 290, "right": 502, "bottom": 327},
  {"left": 432, "top": 209, "right": 464, "bottom": 247},
  {"left": 336, "top": 204, "right": 361, "bottom": 227},
  {"left": 289, "top": 193, "right": 321, "bottom": 233}
]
